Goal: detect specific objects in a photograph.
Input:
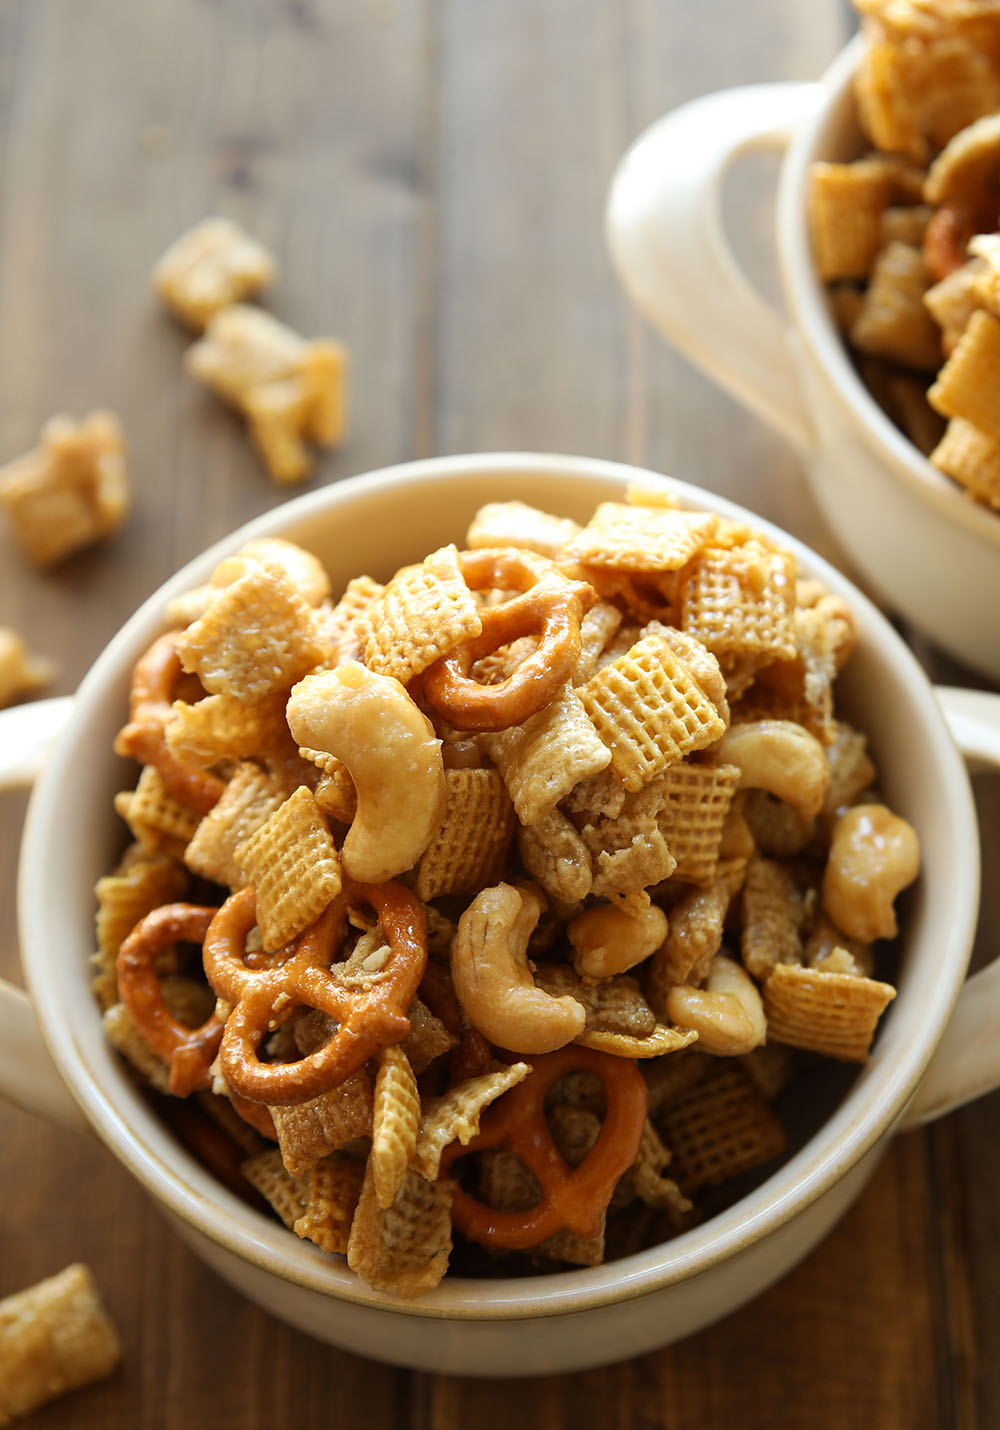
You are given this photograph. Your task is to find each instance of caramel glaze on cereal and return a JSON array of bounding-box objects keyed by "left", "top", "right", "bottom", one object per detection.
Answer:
[{"left": 97, "top": 497, "right": 921, "bottom": 1298}]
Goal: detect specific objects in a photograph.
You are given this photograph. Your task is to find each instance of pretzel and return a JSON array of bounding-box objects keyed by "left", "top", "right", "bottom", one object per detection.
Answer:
[
  {"left": 202, "top": 881, "right": 427, "bottom": 1106},
  {"left": 116, "top": 903, "right": 224, "bottom": 1096},
  {"left": 421, "top": 548, "right": 596, "bottom": 731},
  {"left": 114, "top": 631, "right": 224, "bottom": 815},
  {"left": 441, "top": 1045, "right": 648, "bottom": 1250},
  {"left": 923, "top": 194, "right": 1000, "bottom": 281}
]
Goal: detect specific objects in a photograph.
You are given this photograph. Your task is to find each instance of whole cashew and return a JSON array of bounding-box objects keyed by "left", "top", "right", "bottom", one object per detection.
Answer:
[
  {"left": 451, "top": 883, "right": 586, "bottom": 1054},
  {"left": 286, "top": 663, "right": 445, "bottom": 884},
  {"left": 568, "top": 899, "right": 667, "bottom": 980},
  {"left": 821, "top": 802, "right": 920, "bottom": 943},
  {"left": 666, "top": 953, "right": 766, "bottom": 1057},
  {"left": 716, "top": 718, "right": 830, "bottom": 820}
]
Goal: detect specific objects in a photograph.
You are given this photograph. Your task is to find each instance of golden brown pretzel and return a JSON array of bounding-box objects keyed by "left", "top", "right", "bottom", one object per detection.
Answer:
[
  {"left": 116, "top": 903, "right": 224, "bottom": 1097},
  {"left": 420, "top": 549, "right": 595, "bottom": 732},
  {"left": 114, "top": 630, "right": 224, "bottom": 815},
  {"left": 440, "top": 1044, "right": 648, "bottom": 1249},
  {"left": 202, "top": 882, "right": 428, "bottom": 1106}
]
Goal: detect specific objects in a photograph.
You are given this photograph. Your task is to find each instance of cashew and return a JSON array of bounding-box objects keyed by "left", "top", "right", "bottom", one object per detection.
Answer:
[
  {"left": 821, "top": 802, "right": 920, "bottom": 943},
  {"left": 666, "top": 954, "right": 766, "bottom": 1057},
  {"left": 568, "top": 899, "right": 667, "bottom": 980},
  {"left": 285, "top": 663, "right": 445, "bottom": 884},
  {"left": 716, "top": 718, "right": 830, "bottom": 819},
  {"left": 211, "top": 538, "right": 332, "bottom": 606},
  {"left": 450, "top": 883, "right": 586, "bottom": 1053}
]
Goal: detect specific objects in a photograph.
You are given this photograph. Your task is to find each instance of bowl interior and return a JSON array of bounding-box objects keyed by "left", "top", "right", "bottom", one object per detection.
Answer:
[{"left": 19, "top": 452, "right": 980, "bottom": 1317}]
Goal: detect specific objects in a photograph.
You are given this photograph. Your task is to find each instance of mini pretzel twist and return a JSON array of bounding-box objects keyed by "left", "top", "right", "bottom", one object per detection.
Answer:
[
  {"left": 116, "top": 902, "right": 225, "bottom": 1096},
  {"left": 420, "top": 549, "right": 596, "bottom": 732},
  {"left": 203, "top": 881, "right": 428, "bottom": 1107},
  {"left": 440, "top": 1045, "right": 648, "bottom": 1249},
  {"left": 114, "top": 631, "right": 224, "bottom": 815}
]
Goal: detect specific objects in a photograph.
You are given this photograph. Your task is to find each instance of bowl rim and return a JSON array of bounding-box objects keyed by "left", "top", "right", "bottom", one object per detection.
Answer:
[
  {"left": 18, "top": 450, "right": 980, "bottom": 1321},
  {"left": 776, "top": 33, "right": 1000, "bottom": 551}
]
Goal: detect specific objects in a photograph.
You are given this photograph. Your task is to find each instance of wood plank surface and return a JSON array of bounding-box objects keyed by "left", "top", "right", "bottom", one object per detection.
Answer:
[{"left": 0, "top": 1, "right": 997, "bottom": 1426}]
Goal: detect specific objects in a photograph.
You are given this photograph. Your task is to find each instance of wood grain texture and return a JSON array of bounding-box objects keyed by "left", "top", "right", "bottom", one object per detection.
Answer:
[{"left": 0, "top": 1, "right": 996, "bottom": 1426}]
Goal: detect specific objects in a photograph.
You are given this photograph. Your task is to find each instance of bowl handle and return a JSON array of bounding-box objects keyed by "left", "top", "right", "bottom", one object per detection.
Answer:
[
  {"left": 605, "top": 82, "right": 822, "bottom": 456},
  {"left": 0, "top": 696, "right": 90, "bottom": 1134},
  {"left": 901, "top": 686, "right": 1000, "bottom": 1127}
]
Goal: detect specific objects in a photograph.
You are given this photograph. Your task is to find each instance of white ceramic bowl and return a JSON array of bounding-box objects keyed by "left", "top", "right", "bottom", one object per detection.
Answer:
[
  {"left": 1, "top": 453, "right": 999, "bottom": 1377},
  {"left": 606, "top": 35, "right": 1000, "bottom": 681}
]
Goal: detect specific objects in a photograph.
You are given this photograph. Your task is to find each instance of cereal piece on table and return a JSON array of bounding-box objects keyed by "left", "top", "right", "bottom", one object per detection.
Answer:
[
  {"left": 412, "top": 1063, "right": 530, "bottom": 1180},
  {"left": 176, "top": 563, "right": 325, "bottom": 704},
  {"left": 102, "top": 1001, "right": 170, "bottom": 1093},
  {"left": 270, "top": 1070, "right": 374, "bottom": 1177},
  {"left": 656, "top": 1059, "right": 786, "bottom": 1193},
  {"left": 114, "top": 765, "right": 201, "bottom": 858},
  {"left": 185, "top": 305, "right": 347, "bottom": 484},
  {"left": 93, "top": 844, "right": 189, "bottom": 1007},
  {"left": 482, "top": 683, "right": 610, "bottom": 825},
  {"left": 184, "top": 762, "right": 288, "bottom": 889},
  {"left": 849, "top": 241, "right": 942, "bottom": 370},
  {"left": 0, "top": 1263, "right": 120, "bottom": 1425},
  {"left": 740, "top": 855, "right": 805, "bottom": 982},
  {"left": 807, "top": 157, "right": 896, "bottom": 281},
  {"left": 930, "top": 415, "right": 1000, "bottom": 508},
  {"left": 0, "top": 628, "right": 55, "bottom": 707},
  {"left": 657, "top": 760, "right": 742, "bottom": 886},
  {"left": 465, "top": 500, "right": 581, "bottom": 557},
  {"left": 518, "top": 808, "right": 593, "bottom": 903},
  {"left": 763, "top": 962, "right": 897, "bottom": 1063},
  {"left": 166, "top": 689, "right": 293, "bottom": 771},
  {"left": 578, "top": 631, "right": 727, "bottom": 793},
  {"left": 679, "top": 540, "right": 797, "bottom": 675},
  {"left": 565, "top": 501, "right": 716, "bottom": 573},
  {"left": 237, "top": 785, "right": 342, "bottom": 949},
  {"left": 362, "top": 545, "right": 482, "bottom": 685},
  {"left": 0, "top": 411, "right": 129, "bottom": 567},
  {"left": 413, "top": 767, "right": 516, "bottom": 901},
  {"left": 928, "top": 308, "right": 1000, "bottom": 442},
  {"left": 346, "top": 1163, "right": 453, "bottom": 1298},
  {"left": 152, "top": 216, "right": 277, "bottom": 328},
  {"left": 370, "top": 1043, "right": 421, "bottom": 1209}
]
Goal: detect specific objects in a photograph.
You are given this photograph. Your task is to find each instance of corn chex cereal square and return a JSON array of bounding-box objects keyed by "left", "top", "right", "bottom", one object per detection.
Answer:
[
  {"left": 931, "top": 416, "right": 1000, "bottom": 508},
  {"left": 166, "top": 690, "right": 293, "bottom": 770},
  {"left": 176, "top": 563, "right": 325, "bottom": 704},
  {"left": 184, "top": 761, "right": 289, "bottom": 889},
  {"left": 465, "top": 500, "right": 581, "bottom": 557},
  {"left": 362, "top": 544, "right": 482, "bottom": 684},
  {"left": 114, "top": 764, "right": 201, "bottom": 857},
  {"left": 237, "top": 785, "right": 342, "bottom": 949},
  {"left": 763, "top": 962, "right": 896, "bottom": 1063},
  {"left": 679, "top": 542, "right": 796, "bottom": 669},
  {"left": 928, "top": 308, "right": 1000, "bottom": 443},
  {"left": 577, "top": 632, "right": 726, "bottom": 791},
  {"left": 413, "top": 767, "right": 516, "bottom": 900},
  {"left": 657, "top": 760, "right": 742, "bottom": 885},
  {"left": 565, "top": 501, "right": 717, "bottom": 572}
]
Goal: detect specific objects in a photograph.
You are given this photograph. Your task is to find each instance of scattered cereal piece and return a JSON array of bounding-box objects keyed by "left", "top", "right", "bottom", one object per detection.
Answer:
[
  {"left": 185, "top": 304, "right": 347, "bottom": 484},
  {"left": 0, "top": 628, "right": 55, "bottom": 708},
  {"left": 153, "top": 216, "right": 277, "bottom": 328},
  {"left": 0, "top": 1264, "right": 120, "bottom": 1425},
  {"left": 0, "top": 411, "right": 129, "bottom": 566}
]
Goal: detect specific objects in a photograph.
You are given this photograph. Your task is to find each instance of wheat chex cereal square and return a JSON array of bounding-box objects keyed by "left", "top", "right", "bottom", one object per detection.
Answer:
[
  {"left": 413, "top": 767, "right": 516, "bottom": 900},
  {"left": 763, "top": 962, "right": 896, "bottom": 1063}
]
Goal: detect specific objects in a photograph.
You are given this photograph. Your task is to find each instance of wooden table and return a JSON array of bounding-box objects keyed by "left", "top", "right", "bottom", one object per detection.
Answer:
[{"left": 1, "top": 2, "right": 998, "bottom": 1425}]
